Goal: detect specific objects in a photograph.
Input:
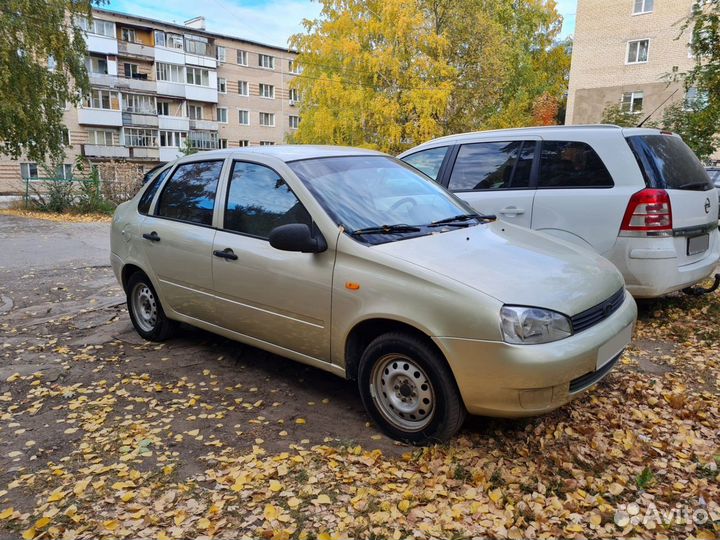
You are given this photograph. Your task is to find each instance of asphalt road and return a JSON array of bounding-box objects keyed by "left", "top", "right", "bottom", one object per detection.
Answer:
[{"left": 0, "top": 215, "right": 110, "bottom": 271}]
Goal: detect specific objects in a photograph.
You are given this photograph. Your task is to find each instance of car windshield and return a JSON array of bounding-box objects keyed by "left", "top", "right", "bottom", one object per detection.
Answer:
[
  {"left": 288, "top": 155, "right": 478, "bottom": 243},
  {"left": 626, "top": 135, "right": 713, "bottom": 191}
]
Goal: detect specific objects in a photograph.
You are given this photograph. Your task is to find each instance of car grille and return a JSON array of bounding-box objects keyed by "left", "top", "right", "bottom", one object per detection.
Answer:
[
  {"left": 571, "top": 288, "right": 625, "bottom": 333},
  {"left": 569, "top": 351, "right": 622, "bottom": 393}
]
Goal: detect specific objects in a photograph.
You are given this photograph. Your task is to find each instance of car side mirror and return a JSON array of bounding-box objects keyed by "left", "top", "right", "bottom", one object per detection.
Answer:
[{"left": 269, "top": 223, "right": 327, "bottom": 253}]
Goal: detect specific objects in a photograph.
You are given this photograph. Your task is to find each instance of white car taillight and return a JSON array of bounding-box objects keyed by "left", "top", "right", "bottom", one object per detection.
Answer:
[{"left": 619, "top": 189, "right": 673, "bottom": 237}]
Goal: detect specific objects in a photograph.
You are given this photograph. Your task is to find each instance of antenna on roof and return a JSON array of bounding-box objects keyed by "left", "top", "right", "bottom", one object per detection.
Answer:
[{"left": 637, "top": 88, "right": 679, "bottom": 128}]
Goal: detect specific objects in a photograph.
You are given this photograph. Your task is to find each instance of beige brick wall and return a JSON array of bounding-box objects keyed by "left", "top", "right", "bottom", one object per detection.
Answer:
[{"left": 566, "top": 0, "right": 696, "bottom": 125}]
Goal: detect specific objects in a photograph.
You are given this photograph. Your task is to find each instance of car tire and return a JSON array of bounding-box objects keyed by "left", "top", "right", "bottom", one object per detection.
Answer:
[
  {"left": 358, "top": 332, "right": 466, "bottom": 445},
  {"left": 126, "top": 272, "right": 177, "bottom": 341}
]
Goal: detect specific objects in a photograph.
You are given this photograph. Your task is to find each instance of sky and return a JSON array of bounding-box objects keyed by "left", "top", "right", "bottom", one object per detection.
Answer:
[{"left": 108, "top": 0, "right": 578, "bottom": 49}]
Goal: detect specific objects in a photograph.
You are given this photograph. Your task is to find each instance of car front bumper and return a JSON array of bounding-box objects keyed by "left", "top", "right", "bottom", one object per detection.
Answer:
[{"left": 433, "top": 292, "right": 637, "bottom": 417}]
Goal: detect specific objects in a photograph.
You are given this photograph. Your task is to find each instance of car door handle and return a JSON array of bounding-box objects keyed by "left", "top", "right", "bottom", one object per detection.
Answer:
[
  {"left": 213, "top": 248, "right": 238, "bottom": 261},
  {"left": 498, "top": 206, "right": 525, "bottom": 215},
  {"left": 142, "top": 231, "right": 160, "bottom": 242}
]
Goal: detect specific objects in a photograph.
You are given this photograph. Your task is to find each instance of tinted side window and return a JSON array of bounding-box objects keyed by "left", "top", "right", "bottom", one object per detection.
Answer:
[
  {"left": 155, "top": 160, "right": 223, "bottom": 225},
  {"left": 138, "top": 167, "right": 170, "bottom": 215},
  {"left": 224, "top": 161, "right": 311, "bottom": 239},
  {"left": 538, "top": 141, "right": 613, "bottom": 188},
  {"left": 448, "top": 141, "right": 531, "bottom": 191},
  {"left": 401, "top": 147, "right": 448, "bottom": 181}
]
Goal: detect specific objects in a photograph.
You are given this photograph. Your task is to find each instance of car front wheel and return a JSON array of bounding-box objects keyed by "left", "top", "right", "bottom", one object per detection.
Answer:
[
  {"left": 126, "top": 272, "right": 177, "bottom": 341},
  {"left": 358, "top": 332, "right": 466, "bottom": 445}
]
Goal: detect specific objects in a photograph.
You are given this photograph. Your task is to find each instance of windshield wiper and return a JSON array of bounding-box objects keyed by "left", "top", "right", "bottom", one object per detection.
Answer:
[
  {"left": 350, "top": 224, "right": 422, "bottom": 236},
  {"left": 428, "top": 213, "right": 496, "bottom": 227}
]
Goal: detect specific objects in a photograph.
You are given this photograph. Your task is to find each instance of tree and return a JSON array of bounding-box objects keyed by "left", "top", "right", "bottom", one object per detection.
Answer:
[
  {"left": 289, "top": 0, "right": 570, "bottom": 153},
  {"left": 600, "top": 103, "right": 639, "bottom": 128},
  {"left": 0, "top": 1, "right": 95, "bottom": 164},
  {"left": 532, "top": 92, "right": 560, "bottom": 125}
]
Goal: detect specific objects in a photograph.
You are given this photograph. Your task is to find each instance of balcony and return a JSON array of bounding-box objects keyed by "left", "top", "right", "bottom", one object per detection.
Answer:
[
  {"left": 189, "top": 119, "right": 218, "bottom": 131},
  {"left": 186, "top": 84, "right": 218, "bottom": 103},
  {"left": 129, "top": 147, "right": 160, "bottom": 160},
  {"left": 115, "top": 76, "right": 157, "bottom": 93},
  {"left": 158, "top": 116, "right": 190, "bottom": 130},
  {"left": 155, "top": 47, "right": 185, "bottom": 65},
  {"left": 82, "top": 144, "right": 130, "bottom": 159},
  {"left": 87, "top": 34, "right": 118, "bottom": 55},
  {"left": 185, "top": 53, "right": 217, "bottom": 69},
  {"left": 122, "top": 111, "right": 159, "bottom": 127},
  {"left": 89, "top": 73, "right": 118, "bottom": 88},
  {"left": 118, "top": 40, "right": 154, "bottom": 59},
  {"left": 156, "top": 81, "right": 186, "bottom": 99},
  {"left": 77, "top": 108, "right": 123, "bottom": 127}
]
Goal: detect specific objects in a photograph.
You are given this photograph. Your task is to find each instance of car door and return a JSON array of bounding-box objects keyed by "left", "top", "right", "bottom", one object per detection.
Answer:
[
  {"left": 443, "top": 139, "right": 538, "bottom": 228},
  {"left": 139, "top": 158, "right": 225, "bottom": 322},
  {"left": 210, "top": 159, "right": 334, "bottom": 361}
]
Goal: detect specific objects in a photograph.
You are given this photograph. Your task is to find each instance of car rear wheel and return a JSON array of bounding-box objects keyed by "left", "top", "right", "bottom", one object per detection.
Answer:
[
  {"left": 126, "top": 272, "right": 177, "bottom": 341},
  {"left": 358, "top": 332, "right": 466, "bottom": 445}
]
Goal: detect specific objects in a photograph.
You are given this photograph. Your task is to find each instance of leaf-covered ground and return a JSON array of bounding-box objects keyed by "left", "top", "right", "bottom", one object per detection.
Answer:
[{"left": 0, "top": 258, "right": 718, "bottom": 539}]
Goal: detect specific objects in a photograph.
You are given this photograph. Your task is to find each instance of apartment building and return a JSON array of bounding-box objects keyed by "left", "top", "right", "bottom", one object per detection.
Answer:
[
  {"left": 566, "top": 0, "right": 697, "bottom": 126},
  {"left": 0, "top": 8, "right": 300, "bottom": 194}
]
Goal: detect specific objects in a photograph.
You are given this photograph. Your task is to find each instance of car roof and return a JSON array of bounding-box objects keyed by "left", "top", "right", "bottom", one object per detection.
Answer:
[
  {"left": 177, "top": 145, "right": 387, "bottom": 163},
  {"left": 398, "top": 124, "right": 670, "bottom": 155}
]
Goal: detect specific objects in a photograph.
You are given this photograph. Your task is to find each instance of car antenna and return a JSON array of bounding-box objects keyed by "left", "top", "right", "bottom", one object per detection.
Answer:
[{"left": 637, "top": 88, "right": 679, "bottom": 128}]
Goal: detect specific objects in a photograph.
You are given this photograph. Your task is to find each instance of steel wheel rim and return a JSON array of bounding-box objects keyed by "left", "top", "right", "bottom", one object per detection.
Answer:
[
  {"left": 131, "top": 282, "right": 158, "bottom": 333},
  {"left": 370, "top": 353, "right": 435, "bottom": 432}
]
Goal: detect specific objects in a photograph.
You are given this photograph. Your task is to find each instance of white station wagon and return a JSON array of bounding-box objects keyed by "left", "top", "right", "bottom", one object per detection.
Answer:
[{"left": 399, "top": 126, "right": 720, "bottom": 298}]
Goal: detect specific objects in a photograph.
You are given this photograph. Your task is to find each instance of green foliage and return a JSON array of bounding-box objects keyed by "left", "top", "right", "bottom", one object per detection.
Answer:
[
  {"left": 289, "top": 0, "right": 570, "bottom": 153},
  {"left": 180, "top": 137, "right": 198, "bottom": 156},
  {"left": 636, "top": 466, "right": 655, "bottom": 490},
  {"left": 0, "top": 1, "right": 99, "bottom": 163},
  {"left": 600, "top": 104, "right": 639, "bottom": 128},
  {"left": 652, "top": 102, "right": 719, "bottom": 162}
]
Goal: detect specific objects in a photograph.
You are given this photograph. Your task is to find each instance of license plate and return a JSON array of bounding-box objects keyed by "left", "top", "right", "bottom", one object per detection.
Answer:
[
  {"left": 596, "top": 323, "right": 633, "bottom": 369},
  {"left": 687, "top": 234, "right": 709, "bottom": 256}
]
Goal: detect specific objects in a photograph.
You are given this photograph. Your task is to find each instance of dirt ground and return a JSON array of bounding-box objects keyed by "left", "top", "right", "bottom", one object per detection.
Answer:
[{"left": 0, "top": 214, "right": 718, "bottom": 539}]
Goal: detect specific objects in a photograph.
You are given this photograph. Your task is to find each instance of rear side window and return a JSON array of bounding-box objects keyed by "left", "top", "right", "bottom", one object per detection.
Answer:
[
  {"left": 223, "top": 161, "right": 311, "bottom": 239},
  {"left": 538, "top": 141, "right": 614, "bottom": 188},
  {"left": 448, "top": 141, "right": 534, "bottom": 191},
  {"left": 401, "top": 147, "right": 448, "bottom": 181},
  {"left": 155, "top": 160, "right": 223, "bottom": 225},
  {"left": 138, "top": 167, "right": 170, "bottom": 215},
  {"left": 626, "top": 135, "right": 713, "bottom": 191}
]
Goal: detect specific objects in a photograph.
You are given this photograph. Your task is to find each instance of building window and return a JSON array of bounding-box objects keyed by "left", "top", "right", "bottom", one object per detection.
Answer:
[
  {"left": 259, "top": 141, "right": 275, "bottom": 146},
  {"left": 219, "top": 138, "right": 228, "bottom": 149},
  {"left": 238, "top": 80, "right": 249, "bottom": 96},
  {"left": 216, "top": 46, "right": 226, "bottom": 62},
  {"left": 20, "top": 163, "right": 39, "bottom": 179},
  {"left": 237, "top": 50, "right": 248, "bottom": 65},
  {"left": 259, "top": 54, "right": 275, "bottom": 69},
  {"left": 289, "top": 88, "right": 300, "bottom": 103},
  {"left": 78, "top": 17, "right": 115, "bottom": 38},
  {"left": 259, "top": 112, "right": 275, "bottom": 127},
  {"left": 218, "top": 77, "right": 227, "bottom": 94},
  {"left": 189, "top": 131, "right": 218, "bottom": 150},
  {"left": 217, "top": 107, "right": 228, "bottom": 123},
  {"left": 87, "top": 55, "right": 108, "bottom": 75},
  {"left": 121, "top": 28, "right": 137, "bottom": 43},
  {"left": 124, "top": 128, "right": 157, "bottom": 147},
  {"left": 62, "top": 128, "right": 71, "bottom": 146},
  {"left": 189, "top": 104, "right": 203, "bottom": 120},
  {"left": 159, "top": 130, "right": 187, "bottom": 147},
  {"left": 123, "top": 93, "right": 156, "bottom": 114},
  {"left": 627, "top": 39, "right": 649, "bottom": 64},
  {"left": 186, "top": 67, "right": 210, "bottom": 87},
  {"left": 259, "top": 83, "right": 275, "bottom": 99},
  {"left": 685, "top": 87, "right": 709, "bottom": 110},
  {"left": 156, "top": 63, "right": 184, "bottom": 83},
  {"left": 632, "top": 0, "right": 654, "bottom": 15},
  {"left": 185, "top": 35, "right": 209, "bottom": 56},
  {"left": 238, "top": 139, "right": 249, "bottom": 147},
  {"left": 154, "top": 30, "right": 166, "bottom": 47},
  {"left": 289, "top": 115, "right": 300, "bottom": 129},
  {"left": 621, "top": 91, "right": 644, "bottom": 113},
  {"left": 288, "top": 60, "right": 302, "bottom": 74},
  {"left": 157, "top": 101, "right": 169, "bottom": 115},
  {"left": 88, "top": 129, "right": 115, "bottom": 145},
  {"left": 238, "top": 109, "right": 249, "bottom": 125},
  {"left": 123, "top": 63, "right": 140, "bottom": 78},
  {"left": 85, "top": 89, "right": 119, "bottom": 110},
  {"left": 167, "top": 33, "right": 184, "bottom": 50}
]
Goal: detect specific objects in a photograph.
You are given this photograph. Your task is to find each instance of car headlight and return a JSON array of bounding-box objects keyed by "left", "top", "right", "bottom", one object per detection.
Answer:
[{"left": 500, "top": 306, "right": 572, "bottom": 345}]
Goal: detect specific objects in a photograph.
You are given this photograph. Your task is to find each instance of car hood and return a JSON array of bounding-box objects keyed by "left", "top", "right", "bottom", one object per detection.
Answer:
[{"left": 373, "top": 222, "right": 624, "bottom": 316}]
